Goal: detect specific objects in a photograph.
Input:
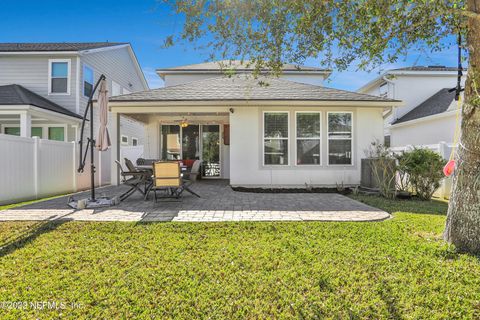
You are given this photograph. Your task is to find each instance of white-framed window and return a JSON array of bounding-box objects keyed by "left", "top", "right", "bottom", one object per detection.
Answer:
[
  {"left": 48, "top": 59, "right": 71, "bottom": 94},
  {"left": 83, "top": 64, "right": 94, "bottom": 97},
  {"left": 112, "top": 81, "right": 121, "bottom": 96},
  {"left": 132, "top": 137, "right": 138, "bottom": 146},
  {"left": 296, "top": 112, "right": 321, "bottom": 165},
  {"left": 48, "top": 127, "right": 65, "bottom": 141},
  {"left": 263, "top": 111, "right": 289, "bottom": 165},
  {"left": 121, "top": 135, "right": 129, "bottom": 145},
  {"left": 328, "top": 112, "right": 353, "bottom": 165},
  {"left": 2, "top": 125, "right": 63, "bottom": 141}
]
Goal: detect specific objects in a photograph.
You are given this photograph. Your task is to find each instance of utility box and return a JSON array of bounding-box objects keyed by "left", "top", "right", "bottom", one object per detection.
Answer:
[{"left": 361, "top": 158, "right": 396, "bottom": 190}]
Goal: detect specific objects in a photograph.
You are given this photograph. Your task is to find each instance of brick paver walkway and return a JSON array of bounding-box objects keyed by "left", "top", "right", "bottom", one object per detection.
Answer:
[{"left": 0, "top": 180, "right": 389, "bottom": 222}]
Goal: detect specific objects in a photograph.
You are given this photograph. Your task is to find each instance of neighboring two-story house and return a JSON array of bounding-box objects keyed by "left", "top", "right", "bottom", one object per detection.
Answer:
[
  {"left": 357, "top": 66, "right": 464, "bottom": 148},
  {"left": 0, "top": 42, "right": 149, "bottom": 146}
]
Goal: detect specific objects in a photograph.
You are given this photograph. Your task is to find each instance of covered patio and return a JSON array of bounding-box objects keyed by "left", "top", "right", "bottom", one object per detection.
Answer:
[{"left": 0, "top": 180, "right": 389, "bottom": 222}]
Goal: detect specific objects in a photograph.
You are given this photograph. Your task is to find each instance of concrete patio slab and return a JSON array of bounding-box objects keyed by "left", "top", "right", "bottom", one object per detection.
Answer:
[{"left": 0, "top": 180, "right": 390, "bottom": 222}]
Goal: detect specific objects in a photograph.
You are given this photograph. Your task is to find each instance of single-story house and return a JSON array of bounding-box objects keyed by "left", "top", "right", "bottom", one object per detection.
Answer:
[{"left": 108, "top": 62, "right": 401, "bottom": 187}]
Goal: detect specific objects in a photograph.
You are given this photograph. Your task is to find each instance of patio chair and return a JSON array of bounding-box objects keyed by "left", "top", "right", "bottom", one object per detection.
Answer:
[
  {"left": 179, "top": 159, "right": 202, "bottom": 198},
  {"left": 151, "top": 161, "right": 182, "bottom": 202},
  {"left": 124, "top": 158, "right": 139, "bottom": 172},
  {"left": 115, "top": 160, "right": 148, "bottom": 201}
]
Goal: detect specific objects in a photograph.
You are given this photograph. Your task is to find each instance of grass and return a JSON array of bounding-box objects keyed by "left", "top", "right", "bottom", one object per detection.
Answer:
[
  {"left": 0, "top": 194, "right": 70, "bottom": 211},
  {"left": 348, "top": 194, "right": 449, "bottom": 215},
  {"left": 0, "top": 197, "right": 479, "bottom": 319}
]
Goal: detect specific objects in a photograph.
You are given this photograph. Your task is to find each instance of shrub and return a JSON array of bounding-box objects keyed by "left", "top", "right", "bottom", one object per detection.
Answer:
[{"left": 398, "top": 148, "right": 446, "bottom": 200}]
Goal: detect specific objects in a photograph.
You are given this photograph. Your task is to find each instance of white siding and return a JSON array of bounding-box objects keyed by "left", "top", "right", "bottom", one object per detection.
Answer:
[
  {"left": 80, "top": 47, "right": 146, "bottom": 147},
  {"left": 0, "top": 55, "right": 78, "bottom": 113}
]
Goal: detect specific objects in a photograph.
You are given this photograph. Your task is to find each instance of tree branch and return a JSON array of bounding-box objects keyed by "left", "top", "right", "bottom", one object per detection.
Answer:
[{"left": 455, "top": 9, "right": 480, "bottom": 20}]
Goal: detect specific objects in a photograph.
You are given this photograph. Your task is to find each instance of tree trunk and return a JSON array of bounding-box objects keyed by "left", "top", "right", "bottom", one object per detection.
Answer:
[{"left": 444, "top": 0, "right": 480, "bottom": 254}]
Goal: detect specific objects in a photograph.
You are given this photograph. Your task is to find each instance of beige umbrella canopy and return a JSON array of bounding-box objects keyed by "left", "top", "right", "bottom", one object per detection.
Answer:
[{"left": 96, "top": 79, "right": 111, "bottom": 151}]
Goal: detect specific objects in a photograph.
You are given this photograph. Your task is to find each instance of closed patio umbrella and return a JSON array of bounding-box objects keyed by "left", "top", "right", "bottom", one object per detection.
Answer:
[{"left": 96, "top": 79, "right": 110, "bottom": 151}]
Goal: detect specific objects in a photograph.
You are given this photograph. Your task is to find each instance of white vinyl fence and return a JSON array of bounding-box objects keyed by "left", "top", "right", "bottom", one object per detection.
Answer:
[
  {"left": 390, "top": 141, "right": 457, "bottom": 200},
  {"left": 0, "top": 134, "right": 143, "bottom": 205}
]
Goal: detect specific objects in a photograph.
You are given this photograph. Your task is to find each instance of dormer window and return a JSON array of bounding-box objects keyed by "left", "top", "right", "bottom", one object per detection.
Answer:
[{"left": 48, "top": 59, "right": 70, "bottom": 94}]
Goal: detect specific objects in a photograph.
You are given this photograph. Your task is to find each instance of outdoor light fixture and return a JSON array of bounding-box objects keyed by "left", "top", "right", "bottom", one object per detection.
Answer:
[
  {"left": 180, "top": 118, "right": 189, "bottom": 128},
  {"left": 229, "top": 108, "right": 234, "bottom": 113}
]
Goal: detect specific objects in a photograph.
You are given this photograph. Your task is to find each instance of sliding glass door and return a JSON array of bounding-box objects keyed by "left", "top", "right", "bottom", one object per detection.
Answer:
[
  {"left": 160, "top": 124, "right": 221, "bottom": 178},
  {"left": 201, "top": 125, "right": 220, "bottom": 177},
  {"left": 182, "top": 125, "right": 200, "bottom": 160}
]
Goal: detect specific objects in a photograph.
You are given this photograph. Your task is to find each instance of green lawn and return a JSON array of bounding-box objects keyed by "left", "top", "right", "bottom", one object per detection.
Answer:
[{"left": 0, "top": 196, "right": 479, "bottom": 319}]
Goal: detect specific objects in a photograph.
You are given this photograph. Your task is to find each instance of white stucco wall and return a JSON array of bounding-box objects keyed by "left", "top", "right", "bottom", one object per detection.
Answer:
[
  {"left": 229, "top": 106, "right": 384, "bottom": 187},
  {"left": 163, "top": 73, "right": 326, "bottom": 87},
  {"left": 390, "top": 112, "right": 457, "bottom": 147}
]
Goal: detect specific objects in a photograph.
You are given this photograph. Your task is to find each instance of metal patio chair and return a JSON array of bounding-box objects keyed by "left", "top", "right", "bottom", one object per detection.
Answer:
[
  {"left": 179, "top": 159, "right": 202, "bottom": 198},
  {"left": 115, "top": 160, "right": 148, "bottom": 201}
]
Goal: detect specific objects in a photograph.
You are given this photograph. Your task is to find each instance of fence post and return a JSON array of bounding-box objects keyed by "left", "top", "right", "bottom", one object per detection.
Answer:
[
  {"left": 72, "top": 141, "right": 78, "bottom": 192},
  {"left": 98, "top": 150, "right": 102, "bottom": 187},
  {"left": 438, "top": 141, "right": 448, "bottom": 160},
  {"left": 33, "top": 136, "right": 39, "bottom": 199},
  {"left": 438, "top": 141, "right": 449, "bottom": 199}
]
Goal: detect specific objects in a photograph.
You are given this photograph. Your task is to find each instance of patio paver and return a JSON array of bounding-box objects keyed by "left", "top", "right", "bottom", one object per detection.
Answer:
[{"left": 0, "top": 180, "right": 389, "bottom": 222}]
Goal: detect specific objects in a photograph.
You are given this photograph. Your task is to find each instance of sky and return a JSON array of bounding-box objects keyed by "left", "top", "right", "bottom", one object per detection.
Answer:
[{"left": 0, "top": 0, "right": 460, "bottom": 91}]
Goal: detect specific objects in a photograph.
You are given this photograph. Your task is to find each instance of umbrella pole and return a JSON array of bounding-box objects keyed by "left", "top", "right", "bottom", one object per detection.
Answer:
[
  {"left": 89, "top": 97, "right": 95, "bottom": 201},
  {"left": 77, "top": 74, "right": 106, "bottom": 202},
  {"left": 68, "top": 74, "right": 118, "bottom": 209}
]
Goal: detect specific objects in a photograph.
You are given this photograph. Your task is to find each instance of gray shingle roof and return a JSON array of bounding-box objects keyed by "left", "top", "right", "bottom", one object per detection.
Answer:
[
  {"left": 392, "top": 66, "right": 459, "bottom": 72},
  {"left": 393, "top": 88, "right": 456, "bottom": 124},
  {"left": 0, "top": 84, "right": 82, "bottom": 119},
  {"left": 157, "top": 60, "right": 329, "bottom": 72},
  {"left": 0, "top": 42, "right": 127, "bottom": 52},
  {"left": 110, "top": 75, "right": 398, "bottom": 103}
]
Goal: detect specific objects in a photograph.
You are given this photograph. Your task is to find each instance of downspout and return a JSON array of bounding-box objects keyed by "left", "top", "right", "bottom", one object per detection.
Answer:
[{"left": 382, "top": 75, "right": 396, "bottom": 121}]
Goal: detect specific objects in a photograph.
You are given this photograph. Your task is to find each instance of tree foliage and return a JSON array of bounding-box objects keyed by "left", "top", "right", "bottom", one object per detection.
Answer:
[{"left": 162, "top": 0, "right": 466, "bottom": 73}]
